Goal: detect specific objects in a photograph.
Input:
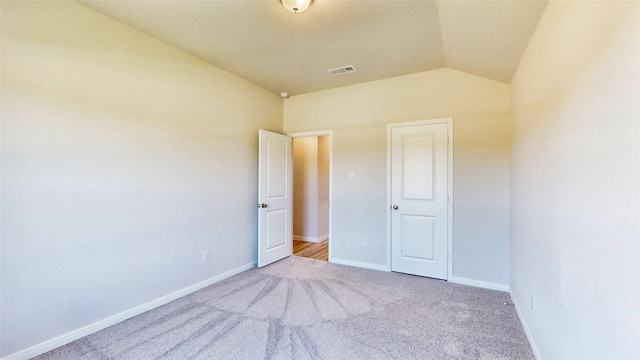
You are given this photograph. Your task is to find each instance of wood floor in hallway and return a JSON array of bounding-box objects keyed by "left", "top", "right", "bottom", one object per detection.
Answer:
[{"left": 293, "top": 240, "right": 328, "bottom": 261}]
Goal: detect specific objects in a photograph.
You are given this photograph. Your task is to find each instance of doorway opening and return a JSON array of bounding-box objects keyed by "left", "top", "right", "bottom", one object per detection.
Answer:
[{"left": 291, "top": 133, "right": 331, "bottom": 261}]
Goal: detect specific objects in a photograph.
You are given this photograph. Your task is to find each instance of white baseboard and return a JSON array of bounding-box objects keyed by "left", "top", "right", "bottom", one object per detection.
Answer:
[
  {"left": 330, "top": 257, "right": 390, "bottom": 272},
  {"left": 2, "top": 262, "right": 256, "bottom": 360},
  {"left": 449, "top": 276, "right": 510, "bottom": 292},
  {"left": 509, "top": 290, "right": 542, "bottom": 360},
  {"left": 292, "top": 234, "right": 328, "bottom": 243}
]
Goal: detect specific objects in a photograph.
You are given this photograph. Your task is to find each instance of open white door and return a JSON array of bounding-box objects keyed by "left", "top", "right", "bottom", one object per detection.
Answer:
[{"left": 258, "top": 130, "right": 293, "bottom": 268}]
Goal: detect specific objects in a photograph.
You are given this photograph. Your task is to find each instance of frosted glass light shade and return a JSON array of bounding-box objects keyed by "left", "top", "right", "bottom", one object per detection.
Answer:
[{"left": 281, "top": 0, "right": 312, "bottom": 13}]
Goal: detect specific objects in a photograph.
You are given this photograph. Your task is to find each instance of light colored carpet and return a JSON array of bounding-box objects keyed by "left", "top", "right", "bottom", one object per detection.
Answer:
[{"left": 36, "top": 256, "right": 533, "bottom": 359}]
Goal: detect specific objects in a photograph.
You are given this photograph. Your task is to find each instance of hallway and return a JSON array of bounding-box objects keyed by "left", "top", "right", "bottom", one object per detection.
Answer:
[{"left": 293, "top": 240, "right": 328, "bottom": 261}]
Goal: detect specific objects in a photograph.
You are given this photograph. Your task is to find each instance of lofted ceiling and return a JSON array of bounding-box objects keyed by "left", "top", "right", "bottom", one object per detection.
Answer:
[{"left": 80, "top": 0, "right": 548, "bottom": 96}]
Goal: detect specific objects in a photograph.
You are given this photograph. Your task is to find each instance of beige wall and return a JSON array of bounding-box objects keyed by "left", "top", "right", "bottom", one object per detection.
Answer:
[
  {"left": 318, "top": 135, "right": 330, "bottom": 238},
  {"left": 510, "top": 1, "right": 640, "bottom": 358},
  {"left": 1, "top": 1, "right": 282, "bottom": 356},
  {"left": 292, "top": 136, "right": 329, "bottom": 241},
  {"left": 284, "top": 68, "right": 511, "bottom": 286},
  {"left": 293, "top": 137, "right": 319, "bottom": 239}
]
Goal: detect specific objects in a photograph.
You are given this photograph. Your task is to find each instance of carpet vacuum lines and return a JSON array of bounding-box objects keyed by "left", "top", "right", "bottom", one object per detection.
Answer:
[{"left": 35, "top": 256, "right": 534, "bottom": 359}]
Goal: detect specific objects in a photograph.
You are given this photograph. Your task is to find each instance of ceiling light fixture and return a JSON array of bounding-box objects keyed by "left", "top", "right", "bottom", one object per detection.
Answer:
[{"left": 281, "top": 0, "right": 312, "bottom": 14}]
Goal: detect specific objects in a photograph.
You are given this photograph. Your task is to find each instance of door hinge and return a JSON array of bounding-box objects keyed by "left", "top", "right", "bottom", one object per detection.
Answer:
[{"left": 447, "top": 194, "right": 450, "bottom": 202}]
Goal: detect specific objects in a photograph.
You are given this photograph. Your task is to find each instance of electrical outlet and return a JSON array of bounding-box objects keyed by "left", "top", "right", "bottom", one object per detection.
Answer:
[
  {"left": 530, "top": 295, "right": 535, "bottom": 311},
  {"left": 203, "top": 249, "right": 210, "bottom": 262},
  {"left": 362, "top": 237, "right": 368, "bottom": 247}
]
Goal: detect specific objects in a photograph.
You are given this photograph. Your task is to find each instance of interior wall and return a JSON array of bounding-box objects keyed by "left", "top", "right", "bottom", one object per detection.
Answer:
[
  {"left": 317, "top": 136, "right": 330, "bottom": 238},
  {"left": 283, "top": 68, "right": 511, "bottom": 287},
  {"left": 510, "top": 1, "right": 639, "bottom": 358},
  {"left": 292, "top": 136, "right": 330, "bottom": 242},
  {"left": 0, "top": 1, "right": 282, "bottom": 357},
  {"left": 293, "top": 137, "right": 319, "bottom": 239}
]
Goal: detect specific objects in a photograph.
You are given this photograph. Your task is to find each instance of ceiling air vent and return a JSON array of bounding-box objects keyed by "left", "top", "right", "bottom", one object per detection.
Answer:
[{"left": 327, "top": 65, "right": 357, "bottom": 76}]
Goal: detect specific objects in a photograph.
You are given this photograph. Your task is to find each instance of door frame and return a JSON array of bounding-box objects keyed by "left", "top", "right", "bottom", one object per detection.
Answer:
[
  {"left": 287, "top": 130, "right": 334, "bottom": 263},
  {"left": 386, "top": 118, "right": 453, "bottom": 280}
]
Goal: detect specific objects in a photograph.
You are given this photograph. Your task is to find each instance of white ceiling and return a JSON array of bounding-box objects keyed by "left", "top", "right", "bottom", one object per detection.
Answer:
[{"left": 80, "top": 0, "right": 548, "bottom": 96}]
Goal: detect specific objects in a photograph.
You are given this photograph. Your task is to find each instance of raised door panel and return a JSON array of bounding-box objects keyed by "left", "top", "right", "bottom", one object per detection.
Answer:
[{"left": 402, "top": 134, "right": 434, "bottom": 201}]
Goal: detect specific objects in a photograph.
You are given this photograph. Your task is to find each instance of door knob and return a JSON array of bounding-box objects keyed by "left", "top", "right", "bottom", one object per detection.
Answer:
[
  {"left": 261, "top": 204, "right": 268, "bottom": 208},
  {"left": 392, "top": 205, "right": 399, "bottom": 210}
]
